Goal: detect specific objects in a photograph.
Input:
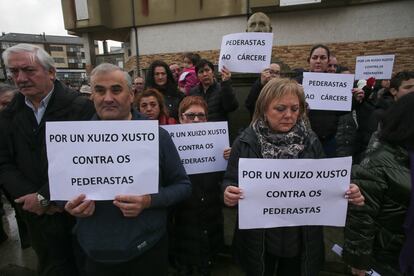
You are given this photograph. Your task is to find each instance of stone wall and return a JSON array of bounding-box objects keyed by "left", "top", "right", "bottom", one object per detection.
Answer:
[{"left": 126, "top": 37, "right": 414, "bottom": 77}]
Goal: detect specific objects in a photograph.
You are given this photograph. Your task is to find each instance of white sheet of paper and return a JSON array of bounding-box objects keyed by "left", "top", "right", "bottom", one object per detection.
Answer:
[
  {"left": 162, "top": 122, "right": 229, "bottom": 175},
  {"left": 355, "top": 54, "right": 395, "bottom": 80},
  {"left": 218, "top": 32, "right": 273, "bottom": 73},
  {"left": 302, "top": 72, "right": 354, "bottom": 111},
  {"left": 238, "top": 157, "right": 351, "bottom": 229},
  {"left": 46, "top": 120, "right": 159, "bottom": 200},
  {"left": 331, "top": 244, "right": 381, "bottom": 276}
]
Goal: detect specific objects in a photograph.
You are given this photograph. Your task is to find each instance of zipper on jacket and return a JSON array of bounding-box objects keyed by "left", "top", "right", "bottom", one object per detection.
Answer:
[
  {"left": 261, "top": 230, "right": 266, "bottom": 276},
  {"left": 302, "top": 228, "right": 308, "bottom": 276}
]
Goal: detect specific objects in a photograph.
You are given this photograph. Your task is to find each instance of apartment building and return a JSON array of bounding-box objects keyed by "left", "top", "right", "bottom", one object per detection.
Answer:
[{"left": 0, "top": 32, "right": 97, "bottom": 88}]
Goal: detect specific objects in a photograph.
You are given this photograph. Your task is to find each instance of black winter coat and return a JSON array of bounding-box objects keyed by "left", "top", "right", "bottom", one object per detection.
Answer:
[
  {"left": 308, "top": 109, "right": 343, "bottom": 141},
  {"left": 223, "top": 126, "right": 326, "bottom": 276},
  {"left": 0, "top": 80, "right": 95, "bottom": 199},
  {"left": 189, "top": 80, "right": 238, "bottom": 122},
  {"left": 343, "top": 141, "right": 410, "bottom": 275},
  {"left": 335, "top": 111, "right": 358, "bottom": 158},
  {"left": 245, "top": 78, "right": 263, "bottom": 119},
  {"left": 353, "top": 93, "right": 394, "bottom": 162},
  {"left": 171, "top": 172, "right": 224, "bottom": 268},
  {"left": 155, "top": 85, "right": 184, "bottom": 121}
]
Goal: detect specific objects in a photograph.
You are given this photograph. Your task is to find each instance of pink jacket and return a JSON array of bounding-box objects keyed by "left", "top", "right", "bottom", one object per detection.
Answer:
[{"left": 178, "top": 67, "right": 199, "bottom": 95}]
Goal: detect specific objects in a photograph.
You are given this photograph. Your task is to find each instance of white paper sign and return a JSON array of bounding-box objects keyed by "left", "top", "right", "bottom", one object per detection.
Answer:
[
  {"left": 218, "top": 32, "right": 273, "bottom": 73},
  {"left": 331, "top": 244, "right": 381, "bottom": 276},
  {"left": 46, "top": 121, "right": 159, "bottom": 200},
  {"left": 355, "top": 54, "right": 395, "bottom": 80},
  {"left": 238, "top": 157, "right": 351, "bottom": 229},
  {"left": 162, "top": 122, "right": 229, "bottom": 175},
  {"left": 302, "top": 72, "right": 354, "bottom": 111}
]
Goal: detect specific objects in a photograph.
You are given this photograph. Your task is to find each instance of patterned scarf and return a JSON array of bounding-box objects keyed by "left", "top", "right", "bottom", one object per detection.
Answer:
[{"left": 253, "top": 118, "right": 308, "bottom": 159}]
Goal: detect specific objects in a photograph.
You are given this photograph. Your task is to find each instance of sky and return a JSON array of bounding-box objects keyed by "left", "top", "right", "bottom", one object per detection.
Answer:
[
  {"left": 0, "top": 0, "right": 68, "bottom": 36},
  {"left": 0, "top": 0, "right": 120, "bottom": 52}
]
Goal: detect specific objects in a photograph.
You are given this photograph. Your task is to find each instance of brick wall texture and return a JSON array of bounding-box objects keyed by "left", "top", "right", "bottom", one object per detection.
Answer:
[{"left": 126, "top": 38, "right": 414, "bottom": 76}]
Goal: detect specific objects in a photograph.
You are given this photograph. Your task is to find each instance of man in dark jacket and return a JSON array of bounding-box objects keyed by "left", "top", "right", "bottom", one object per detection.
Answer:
[
  {"left": 0, "top": 43, "right": 95, "bottom": 275},
  {"left": 189, "top": 59, "right": 238, "bottom": 122},
  {"left": 0, "top": 83, "right": 18, "bottom": 244},
  {"left": 245, "top": 63, "right": 280, "bottom": 119},
  {"left": 65, "top": 63, "right": 191, "bottom": 275}
]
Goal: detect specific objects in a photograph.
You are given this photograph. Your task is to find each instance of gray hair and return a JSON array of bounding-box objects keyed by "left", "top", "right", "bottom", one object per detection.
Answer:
[
  {"left": 2, "top": 43, "right": 55, "bottom": 71},
  {"left": 0, "top": 83, "right": 18, "bottom": 95},
  {"left": 90, "top": 63, "right": 132, "bottom": 89}
]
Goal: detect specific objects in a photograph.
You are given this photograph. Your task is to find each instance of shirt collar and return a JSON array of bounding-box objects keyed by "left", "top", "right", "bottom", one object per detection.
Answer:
[{"left": 24, "top": 84, "right": 54, "bottom": 111}]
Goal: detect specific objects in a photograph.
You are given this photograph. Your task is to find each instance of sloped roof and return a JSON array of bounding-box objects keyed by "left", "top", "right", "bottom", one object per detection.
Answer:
[{"left": 0, "top": 32, "right": 83, "bottom": 45}]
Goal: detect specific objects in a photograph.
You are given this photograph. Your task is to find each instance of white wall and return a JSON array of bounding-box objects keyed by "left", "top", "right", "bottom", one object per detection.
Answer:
[
  {"left": 132, "top": 1, "right": 414, "bottom": 55},
  {"left": 132, "top": 17, "right": 245, "bottom": 55}
]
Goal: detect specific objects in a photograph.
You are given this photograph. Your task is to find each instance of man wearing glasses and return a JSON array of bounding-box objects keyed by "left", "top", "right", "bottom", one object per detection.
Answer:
[{"left": 245, "top": 63, "right": 281, "bottom": 118}]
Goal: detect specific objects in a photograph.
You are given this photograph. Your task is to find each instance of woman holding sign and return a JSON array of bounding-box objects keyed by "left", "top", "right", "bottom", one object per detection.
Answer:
[
  {"left": 223, "top": 78, "right": 364, "bottom": 276},
  {"left": 169, "top": 96, "right": 230, "bottom": 275},
  {"left": 306, "top": 44, "right": 344, "bottom": 158}
]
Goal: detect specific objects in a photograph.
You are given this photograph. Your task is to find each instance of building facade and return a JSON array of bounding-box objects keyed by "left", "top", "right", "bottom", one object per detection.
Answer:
[
  {"left": 60, "top": 0, "right": 414, "bottom": 147},
  {"left": 0, "top": 32, "right": 98, "bottom": 88},
  {"left": 61, "top": 0, "right": 413, "bottom": 76}
]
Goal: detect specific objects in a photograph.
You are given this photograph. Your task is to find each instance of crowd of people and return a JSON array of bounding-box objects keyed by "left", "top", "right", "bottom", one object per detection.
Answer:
[{"left": 0, "top": 18, "right": 412, "bottom": 276}]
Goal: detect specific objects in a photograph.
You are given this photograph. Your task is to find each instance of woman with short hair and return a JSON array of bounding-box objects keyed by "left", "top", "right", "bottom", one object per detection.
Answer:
[
  {"left": 136, "top": 88, "right": 176, "bottom": 125},
  {"left": 170, "top": 96, "right": 230, "bottom": 275},
  {"left": 223, "top": 78, "right": 364, "bottom": 275}
]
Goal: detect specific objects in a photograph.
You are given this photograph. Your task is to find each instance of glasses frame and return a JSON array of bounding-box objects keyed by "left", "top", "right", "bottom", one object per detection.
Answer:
[{"left": 182, "top": 112, "right": 207, "bottom": 120}]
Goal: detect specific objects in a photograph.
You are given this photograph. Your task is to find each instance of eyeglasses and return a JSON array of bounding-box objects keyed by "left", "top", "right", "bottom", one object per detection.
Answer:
[{"left": 182, "top": 112, "right": 206, "bottom": 120}]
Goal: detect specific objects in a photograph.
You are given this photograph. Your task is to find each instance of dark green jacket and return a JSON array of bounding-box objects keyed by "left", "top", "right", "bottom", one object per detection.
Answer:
[{"left": 343, "top": 141, "right": 410, "bottom": 274}]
